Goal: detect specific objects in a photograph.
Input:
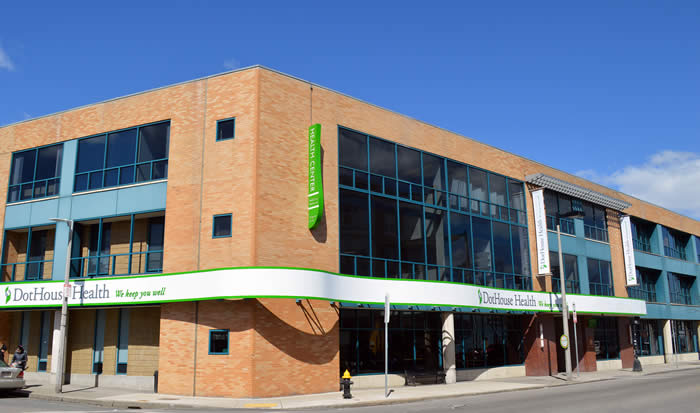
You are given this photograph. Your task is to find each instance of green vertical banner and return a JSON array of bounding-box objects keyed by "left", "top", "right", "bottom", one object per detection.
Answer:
[{"left": 308, "top": 123, "right": 323, "bottom": 229}]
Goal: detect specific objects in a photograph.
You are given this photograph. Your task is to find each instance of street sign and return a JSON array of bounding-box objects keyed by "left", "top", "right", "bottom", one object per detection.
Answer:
[
  {"left": 560, "top": 334, "right": 569, "bottom": 349},
  {"left": 384, "top": 294, "right": 390, "bottom": 324},
  {"left": 573, "top": 304, "right": 577, "bottom": 324}
]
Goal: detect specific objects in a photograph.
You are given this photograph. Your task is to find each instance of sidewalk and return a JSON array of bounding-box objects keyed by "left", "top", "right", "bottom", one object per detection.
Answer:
[{"left": 17, "top": 361, "right": 700, "bottom": 410}]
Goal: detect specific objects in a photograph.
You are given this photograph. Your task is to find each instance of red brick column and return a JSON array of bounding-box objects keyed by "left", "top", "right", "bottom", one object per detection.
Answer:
[{"left": 524, "top": 314, "right": 558, "bottom": 376}]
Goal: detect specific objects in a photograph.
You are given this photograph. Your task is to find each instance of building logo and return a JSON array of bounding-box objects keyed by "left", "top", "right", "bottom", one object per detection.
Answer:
[
  {"left": 4, "top": 287, "right": 10, "bottom": 305},
  {"left": 478, "top": 290, "right": 482, "bottom": 305}
]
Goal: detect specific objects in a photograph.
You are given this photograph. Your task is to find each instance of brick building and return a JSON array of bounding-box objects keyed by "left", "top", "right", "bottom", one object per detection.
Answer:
[{"left": 0, "top": 66, "right": 698, "bottom": 397}]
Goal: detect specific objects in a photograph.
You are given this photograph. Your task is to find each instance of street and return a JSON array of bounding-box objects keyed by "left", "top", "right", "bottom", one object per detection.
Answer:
[{"left": 1, "top": 369, "right": 699, "bottom": 412}]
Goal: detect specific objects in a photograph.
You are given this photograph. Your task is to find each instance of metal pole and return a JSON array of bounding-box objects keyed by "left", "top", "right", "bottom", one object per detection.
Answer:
[
  {"left": 385, "top": 318, "right": 388, "bottom": 397},
  {"left": 573, "top": 303, "right": 580, "bottom": 377},
  {"left": 557, "top": 223, "right": 572, "bottom": 381},
  {"left": 54, "top": 220, "right": 73, "bottom": 393}
]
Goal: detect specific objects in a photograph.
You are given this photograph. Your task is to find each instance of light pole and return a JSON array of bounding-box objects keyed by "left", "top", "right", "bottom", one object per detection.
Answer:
[
  {"left": 554, "top": 211, "right": 583, "bottom": 381},
  {"left": 49, "top": 217, "right": 74, "bottom": 393}
]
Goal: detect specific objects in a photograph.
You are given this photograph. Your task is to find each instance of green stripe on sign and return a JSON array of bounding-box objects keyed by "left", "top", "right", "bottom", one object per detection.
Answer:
[{"left": 308, "top": 123, "right": 323, "bottom": 228}]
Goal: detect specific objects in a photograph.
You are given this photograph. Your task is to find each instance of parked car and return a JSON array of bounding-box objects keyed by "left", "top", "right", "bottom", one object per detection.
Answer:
[{"left": 0, "top": 359, "right": 25, "bottom": 391}]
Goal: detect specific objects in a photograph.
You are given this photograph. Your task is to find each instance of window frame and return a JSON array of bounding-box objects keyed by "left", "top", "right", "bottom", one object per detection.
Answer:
[
  {"left": 208, "top": 329, "right": 230, "bottom": 355},
  {"left": 216, "top": 117, "right": 236, "bottom": 141},
  {"left": 212, "top": 214, "right": 233, "bottom": 238},
  {"left": 7, "top": 143, "right": 63, "bottom": 204},
  {"left": 73, "top": 120, "right": 170, "bottom": 193}
]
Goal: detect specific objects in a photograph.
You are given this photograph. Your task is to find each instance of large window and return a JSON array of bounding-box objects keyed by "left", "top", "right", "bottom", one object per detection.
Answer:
[
  {"left": 1, "top": 226, "right": 56, "bottom": 282},
  {"left": 630, "top": 218, "right": 655, "bottom": 253},
  {"left": 637, "top": 319, "right": 662, "bottom": 356},
  {"left": 74, "top": 121, "right": 169, "bottom": 192},
  {"left": 549, "top": 252, "right": 580, "bottom": 294},
  {"left": 340, "top": 309, "right": 442, "bottom": 375},
  {"left": 7, "top": 144, "right": 63, "bottom": 203},
  {"left": 543, "top": 191, "right": 576, "bottom": 235},
  {"left": 627, "top": 268, "right": 658, "bottom": 302},
  {"left": 69, "top": 212, "right": 165, "bottom": 278},
  {"left": 593, "top": 318, "right": 619, "bottom": 360},
  {"left": 582, "top": 202, "right": 608, "bottom": 242},
  {"left": 454, "top": 314, "right": 524, "bottom": 369},
  {"left": 338, "top": 127, "right": 531, "bottom": 290},
  {"left": 587, "top": 258, "right": 613, "bottom": 296},
  {"left": 662, "top": 227, "right": 688, "bottom": 261},
  {"left": 668, "top": 273, "right": 694, "bottom": 305},
  {"left": 671, "top": 320, "right": 696, "bottom": 354}
]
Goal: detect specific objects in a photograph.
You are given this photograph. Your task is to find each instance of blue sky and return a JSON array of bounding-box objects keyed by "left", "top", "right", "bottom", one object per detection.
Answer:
[{"left": 1, "top": 1, "right": 699, "bottom": 217}]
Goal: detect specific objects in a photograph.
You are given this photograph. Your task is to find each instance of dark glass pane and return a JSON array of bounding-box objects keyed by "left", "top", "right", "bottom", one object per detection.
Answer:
[
  {"left": 356, "top": 258, "right": 370, "bottom": 276},
  {"left": 46, "top": 179, "right": 59, "bottom": 196},
  {"left": 213, "top": 215, "right": 232, "bottom": 237},
  {"left": 472, "top": 217, "right": 492, "bottom": 271},
  {"left": 385, "top": 178, "right": 396, "bottom": 196},
  {"left": 119, "top": 166, "right": 135, "bottom": 185},
  {"left": 35, "top": 145, "right": 62, "bottom": 180},
  {"left": 397, "top": 146, "right": 421, "bottom": 184},
  {"left": 10, "top": 150, "right": 37, "bottom": 185},
  {"left": 492, "top": 222, "right": 512, "bottom": 273},
  {"left": 77, "top": 136, "right": 106, "bottom": 173},
  {"left": 340, "top": 255, "right": 355, "bottom": 275},
  {"left": 339, "top": 128, "right": 367, "bottom": 170},
  {"left": 355, "top": 172, "right": 368, "bottom": 190},
  {"left": 558, "top": 195, "right": 572, "bottom": 215},
  {"left": 447, "top": 161, "right": 467, "bottom": 197},
  {"left": 33, "top": 181, "right": 47, "bottom": 198},
  {"left": 339, "top": 167, "right": 353, "bottom": 187},
  {"left": 564, "top": 254, "right": 579, "bottom": 291},
  {"left": 599, "top": 261, "right": 611, "bottom": 285},
  {"left": 544, "top": 191, "right": 558, "bottom": 216},
  {"left": 104, "top": 169, "right": 119, "bottom": 187},
  {"left": 469, "top": 168, "right": 488, "bottom": 201},
  {"left": 117, "top": 364, "right": 128, "bottom": 374},
  {"left": 489, "top": 174, "right": 507, "bottom": 206},
  {"left": 21, "top": 183, "right": 33, "bottom": 200},
  {"left": 370, "top": 174, "right": 382, "bottom": 193},
  {"left": 138, "top": 123, "right": 169, "bottom": 162},
  {"left": 217, "top": 119, "right": 235, "bottom": 140},
  {"left": 583, "top": 203, "right": 595, "bottom": 227},
  {"left": 371, "top": 196, "right": 398, "bottom": 259},
  {"left": 594, "top": 207, "right": 606, "bottom": 229},
  {"left": 411, "top": 184, "right": 423, "bottom": 202},
  {"left": 136, "top": 164, "right": 151, "bottom": 182},
  {"left": 422, "top": 153, "right": 444, "bottom": 190},
  {"left": 399, "top": 201, "right": 425, "bottom": 263},
  {"left": 450, "top": 212, "right": 472, "bottom": 269},
  {"left": 425, "top": 207, "right": 449, "bottom": 266},
  {"left": 510, "top": 226, "right": 529, "bottom": 275},
  {"left": 587, "top": 258, "right": 600, "bottom": 284},
  {"left": 372, "top": 260, "right": 386, "bottom": 278},
  {"left": 7, "top": 185, "right": 20, "bottom": 202},
  {"left": 209, "top": 330, "right": 228, "bottom": 353},
  {"left": 106, "top": 129, "right": 137, "bottom": 168},
  {"left": 89, "top": 171, "right": 103, "bottom": 190},
  {"left": 153, "top": 160, "right": 167, "bottom": 180},
  {"left": 369, "top": 137, "right": 395, "bottom": 177},
  {"left": 147, "top": 217, "right": 165, "bottom": 272},
  {"left": 508, "top": 180, "right": 524, "bottom": 210},
  {"left": 339, "top": 189, "right": 369, "bottom": 256},
  {"left": 74, "top": 174, "right": 88, "bottom": 192},
  {"left": 398, "top": 182, "right": 410, "bottom": 199}
]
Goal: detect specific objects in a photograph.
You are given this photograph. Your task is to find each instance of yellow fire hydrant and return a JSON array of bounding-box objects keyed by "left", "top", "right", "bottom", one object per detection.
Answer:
[{"left": 340, "top": 369, "right": 353, "bottom": 399}]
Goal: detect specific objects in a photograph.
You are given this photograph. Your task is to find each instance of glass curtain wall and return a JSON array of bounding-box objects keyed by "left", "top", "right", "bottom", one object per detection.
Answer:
[
  {"left": 593, "top": 318, "right": 620, "bottom": 360},
  {"left": 339, "top": 127, "right": 531, "bottom": 290}
]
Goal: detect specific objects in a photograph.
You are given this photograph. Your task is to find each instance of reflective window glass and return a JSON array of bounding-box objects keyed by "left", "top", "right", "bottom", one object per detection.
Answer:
[
  {"left": 35, "top": 145, "right": 62, "bottom": 180},
  {"left": 371, "top": 196, "right": 398, "bottom": 260},
  {"left": 450, "top": 212, "right": 472, "bottom": 269},
  {"left": 472, "top": 217, "right": 492, "bottom": 270},
  {"left": 422, "top": 153, "right": 444, "bottom": 190},
  {"left": 137, "top": 123, "right": 169, "bottom": 162},
  {"left": 77, "top": 136, "right": 106, "bottom": 173},
  {"left": 447, "top": 161, "right": 467, "bottom": 197},
  {"left": 425, "top": 207, "right": 449, "bottom": 267},
  {"left": 106, "top": 129, "right": 137, "bottom": 168},
  {"left": 469, "top": 168, "right": 488, "bottom": 201},
  {"left": 369, "top": 137, "right": 395, "bottom": 177},
  {"left": 397, "top": 146, "right": 421, "bottom": 184},
  {"left": 508, "top": 180, "right": 524, "bottom": 210},
  {"left": 339, "top": 129, "right": 367, "bottom": 170},
  {"left": 510, "top": 225, "right": 529, "bottom": 275},
  {"left": 492, "top": 222, "right": 512, "bottom": 273},
  {"left": 399, "top": 202, "right": 424, "bottom": 263},
  {"left": 489, "top": 175, "right": 507, "bottom": 206},
  {"left": 340, "top": 189, "right": 369, "bottom": 256}
]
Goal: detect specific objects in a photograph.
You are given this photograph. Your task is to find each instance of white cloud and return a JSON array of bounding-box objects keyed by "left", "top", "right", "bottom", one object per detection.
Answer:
[
  {"left": 223, "top": 58, "right": 240, "bottom": 70},
  {"left": 576, "top": 150, "right": 700, "bottom": 219},
  {"left": 0, "top": 44, "right": 15, "bottom": 71}
]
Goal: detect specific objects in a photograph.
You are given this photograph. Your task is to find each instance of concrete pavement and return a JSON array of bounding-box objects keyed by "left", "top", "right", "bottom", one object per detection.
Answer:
[{"left": 13, "top": 361, "right": 700, "bottom": 410}]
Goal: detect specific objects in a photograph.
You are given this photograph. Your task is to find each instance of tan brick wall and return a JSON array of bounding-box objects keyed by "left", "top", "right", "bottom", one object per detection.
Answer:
[
  {"left": 67, "top": 309, "right": 96, "bottom": 375},
  {"left": 158, "top": 302, "right": 196, "bottom": 395},
  {"left": 127, "top": 307, "right": 160, "bottom": 376},
  {"left": 102, "top": 309, "right": 120, "bottom": 375}
]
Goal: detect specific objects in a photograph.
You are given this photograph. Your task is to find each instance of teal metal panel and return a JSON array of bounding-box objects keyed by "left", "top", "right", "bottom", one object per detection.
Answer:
[
  {"left": 71, "top": 191, "right": 119, "bottom": 219},
  {"left": 4, "top": 203, "right": 31, "bottom": 228},
  {"left": 28, "top": 199, "right": 60, "bottom": 226},
  {"left": 634, "top": 250, "right": 664, "bottom": 270},
  {"left": 664, "top": 258, "right": 697, "bottom": 276},
  {"left": 51, "top": 218, "right": 71, "bottom": 281},
  {"left": 645, "top": 302, "right": 700, "bottom": 320},
  {"left": 115, "top": 182, "right": 167, "bottom": 215},
  {"left": 60, "top": 140, "right": 77, "bottom": 197}
]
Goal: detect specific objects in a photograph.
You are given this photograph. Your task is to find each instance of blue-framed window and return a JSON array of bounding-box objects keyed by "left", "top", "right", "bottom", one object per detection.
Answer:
[
  {"left": 92, "top": 309, "right": 106, "bottom": 374},
  {"left": 209, "top": 329, "right": 229, "bottom": 355},
  {"left": 339, "top": 309, "right": 443, "bottom": 375},
  {"left": 338, "top": 127, "right": 531, "bottom": 291},
  {"left": 592, "top": 317, "right": 619, "bottom": 360},
  {"left": 454, "top": 313, "right": 524, "bottom": 369},
  {"left": 7, "top": 143, "right": 63, "bottom": 203},
  {"left": 116, "top": 308, "right": 130, "bottom": 374},
  {"left": 74, "top": 121, "right": 169, "bottom": 193},
  {"left": 587, "top": 258, "right": 614, "bottom": 296},
  {"left": 213, "top": 214, "right": 232, "bottom": 238},
  {"left": 582, "top": 202, "right": 608, "bottom": 242},
  {"left": 69, "top": 212, "right": 165, "bottom": 278},
  {"left": 216, "top": 118, "right": 235, "bottom": 141},
  {"left": 37, "top": 311, "right": 51, "bottom": 372},
  {"left": 668, "top": 273, "right": 693, "bottom": 305},
  {"left": 631, "top": 218, "right": 655, "bottom": 253},
  {"left": 662, "top": 227, "right": 688, "bottom": 261},
  {"left": 638, "top": 319, "right": 662, "bottom": 356},
  {"left": 543, "top": 191, "right": 576, "bottom": 235},
  {"left": 627, "top": 268, "right": 658, "bottom": 302},
  {"left": 549, "top": 252, "right": 580, "bottom": 294},
  {"left": 1, "top": 225, "right": 56, "bottom": 282},
  {"left": 671, "top": 320, "right": 697, "bottom": 354}
]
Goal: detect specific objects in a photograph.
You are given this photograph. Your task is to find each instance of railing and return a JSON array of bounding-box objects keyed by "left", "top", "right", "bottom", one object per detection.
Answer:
[
  {"left": 340, "top": 254, "right": 531, "bottom": 290},
  {"left": 670, "top": 291, "right": 692, "bottom": 305},
  {"left": 551, "top": 278, "right": 580, "bottom": 295},
  {"left": 546, "top": 216, "right": 575, "bottom": 235},
  {"left": 664, "top": 246, "right": 687, "bottom": 261},
  {"left": 7, "top": 177, "right": 61, "bottom": 203},
  {"left": 74, "top": 158, "right": 168, "bottom": 193},
  {"left": 584, "top": 224, "right": 609, "bottom": 242},
  {"left": 633, "top": 238, "right": 652, "bottom": 253},
  {"left": 589, "top": 282, "right": 614, "bottom": 297},
  {"left": 339, "top": 166, "right": 527, "bottom": 225},
  {"left": 627, "top": 287, "right": 656, "bottom": 303},
  {"left": 1, "top": 259, "right": 54, "bottom": 282},
  {"left": 69, "top": 250, "right": 163, "bottom": 278}
]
